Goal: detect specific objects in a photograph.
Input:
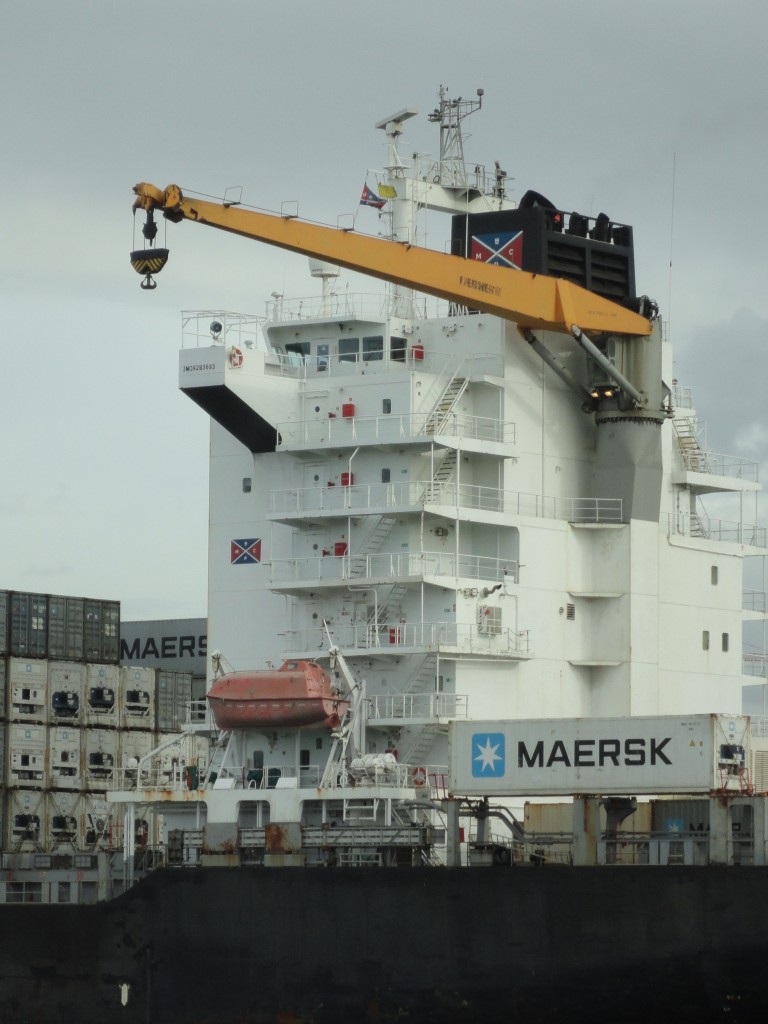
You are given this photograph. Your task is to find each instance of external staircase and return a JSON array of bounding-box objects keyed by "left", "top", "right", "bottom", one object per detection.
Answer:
[
  {"left": 424, "top": 373, "right": 468, "bottom": 435},
  {"left": 674, "top": 416, "right": 710, "bottom": 473}
]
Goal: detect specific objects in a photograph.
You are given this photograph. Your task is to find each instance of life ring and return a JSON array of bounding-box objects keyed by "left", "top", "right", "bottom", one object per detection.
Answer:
[
  {"left": 229, "top": 346, "right": 243, "bottom": 368},
  {"left": 412, "top": 766, "right": 428, "bottom": 787}
]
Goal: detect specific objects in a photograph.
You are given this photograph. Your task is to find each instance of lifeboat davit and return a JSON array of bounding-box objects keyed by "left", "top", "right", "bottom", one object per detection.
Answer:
[{"left": 206, "top": 660, "right": 349, "bottom": 731}]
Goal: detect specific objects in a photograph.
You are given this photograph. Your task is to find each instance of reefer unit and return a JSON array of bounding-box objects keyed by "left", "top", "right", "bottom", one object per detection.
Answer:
[
  {"left": 119, "top": 666, "right": 156, "bottom": 729},
  {"left": 48, "top": 661, "right": 85, "bottom": 724},
  {"left": 8, "top": 658, "right": 47, "bottom": 723},
  {"left": 7, "top": 724, "right": 47, "bottom": 786},
  {"left": 45, "top": 791, "right": 85, "bottom": 850},
  {"left": 83, "top": 729, "right": 118, "bottom": 789},
  {"left": 5, "top": 789, "right": 46, "bottom": 851},
  {"left": 84, "top": 664, "right": 118, "bottom": 726},
  {"left": 48, "top": 725, "right": 83, "bottom": 790},
  {"left": 118, "top": 730, "right": 156, "bottom": 785}
]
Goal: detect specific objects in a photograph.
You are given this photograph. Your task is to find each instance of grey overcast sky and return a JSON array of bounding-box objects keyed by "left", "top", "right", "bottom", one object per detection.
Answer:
[{"left": 1, "top": 0, "right": 766, "bottom": 620}]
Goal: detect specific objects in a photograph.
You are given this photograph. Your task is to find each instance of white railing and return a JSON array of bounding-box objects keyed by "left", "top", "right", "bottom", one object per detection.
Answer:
[
  {"left": 744, "top": 654, "right": 768, "bottom": 678},
  {"left": 667, "top": 514, "right": 766, "bottom": 548},
  {"left": 744, "top": 591, "right": 767, "bottom": 614},
  {"left": 678, "top": 450, "right": 759, "bottom": 481},
  {"left": 275, "top": 411, "right": 514, "bottom": 448},
  {"left": 283, "top": 621, "right": 531, "bottom": 657},
  {"left": 181, "top": 310, "right": 264, "bottom": 349},
  {"left": 269, "top": 481, "right": 622, "bottom": 524},
  {"left": 368, "top": 693, "right": 469, "bottom": 720},
  {"left": 270, "top": 551, "right": 519, "bottom": 585},
  {"left": 672, "top": 384, "right": 693, "bottom": 409},
  {"left": 264, "top": 292, "right": 395, "bottom": 323}
]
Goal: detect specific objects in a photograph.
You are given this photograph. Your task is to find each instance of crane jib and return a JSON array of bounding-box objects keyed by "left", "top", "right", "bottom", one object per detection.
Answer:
[{"left": 130, "top": 182, "right": 651, "bottom": 336}]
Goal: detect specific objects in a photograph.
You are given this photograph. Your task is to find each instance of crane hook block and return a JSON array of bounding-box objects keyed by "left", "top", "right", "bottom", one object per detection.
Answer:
[{"left": 130, "top": 247, "right": 169, "bottom": 284}]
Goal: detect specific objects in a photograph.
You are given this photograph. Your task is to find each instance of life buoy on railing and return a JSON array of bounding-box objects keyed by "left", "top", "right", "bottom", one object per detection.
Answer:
[
  {"left": 412, "top": 766, "right": 428, "bottom": 787},
  {"left": 229, "top": 346, "right": 244, "bottom": 368}
]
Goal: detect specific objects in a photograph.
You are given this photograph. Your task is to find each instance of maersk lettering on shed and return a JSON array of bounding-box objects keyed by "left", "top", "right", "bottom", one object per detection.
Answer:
[{"left": 448, "top": 715, "right": 749, "bottom": 797}]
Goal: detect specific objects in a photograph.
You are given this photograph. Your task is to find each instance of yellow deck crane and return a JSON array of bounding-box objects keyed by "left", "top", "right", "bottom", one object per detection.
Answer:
[
  {"left": 131, "top": 183, "right": 651, "bottom": 339},
  {"left": 130, "top": 181, "right": 668, "bottom": 518},
  {"left": 130, "top": 181, "right": 668, "bottom": 426}
]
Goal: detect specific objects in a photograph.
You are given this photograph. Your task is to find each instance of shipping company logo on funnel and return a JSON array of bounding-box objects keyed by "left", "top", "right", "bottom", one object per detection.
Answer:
[{"left": 472, "top": 733, "right": 505, "bottom": 777}]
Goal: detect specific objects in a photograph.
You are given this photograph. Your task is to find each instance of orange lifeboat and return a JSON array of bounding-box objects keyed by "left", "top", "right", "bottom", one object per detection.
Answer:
[{"left": 206, "top": 660, "right": 349, "bottom": 731}]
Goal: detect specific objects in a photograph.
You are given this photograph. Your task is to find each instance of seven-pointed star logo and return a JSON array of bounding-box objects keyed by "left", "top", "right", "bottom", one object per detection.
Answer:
[{"left": 472, "top": 733, "right": 505, "bottom": 777}]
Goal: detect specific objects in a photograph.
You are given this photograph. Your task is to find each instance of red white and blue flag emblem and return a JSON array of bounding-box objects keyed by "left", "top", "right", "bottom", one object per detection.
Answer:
[
  {"left": 360, "top": 183, "right": 386, "bottom": 209},
  {"left": 471, "top": 231, "right": 523, "bottom": 269},
  {"left": 231, "top": 538, "right": 262, "bottom": 565}
]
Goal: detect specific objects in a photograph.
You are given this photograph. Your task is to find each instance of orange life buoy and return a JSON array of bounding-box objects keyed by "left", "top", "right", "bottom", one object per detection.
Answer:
[
  {"left": 229, "top": 346, "right": 243, "bottom": 368},
  {"left": 412, "top": 766, "right": 428, "bottom": 786}
]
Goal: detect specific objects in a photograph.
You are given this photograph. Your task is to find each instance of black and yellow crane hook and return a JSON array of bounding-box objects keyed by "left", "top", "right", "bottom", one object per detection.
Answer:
[{"left": 130, "top": 208, "right": 168, "bottom": 289}]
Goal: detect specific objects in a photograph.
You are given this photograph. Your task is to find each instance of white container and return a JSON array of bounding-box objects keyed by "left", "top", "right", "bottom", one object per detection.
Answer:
[
  {"left": 84, "top": 664, "right": 119, "bottom": 726},
  {"left": 119, "top": 666, "right": 156, "bottom": 729},
  {"left": 5, "top": 789, "right": 47, "bottom": 851},
  {"left": 83, "top": 728, "right": 119, "bottom": 789},
  {"left": 82, "top": 794, "right": 114, "bottom": 850},
  {"left": 119, "top": 730, "right": 156, "bottom": 787},
  {"left": 48, "top": 661, "right": 85, "bottom": 724},
  {"left": 449, "top": 714, "right": 752, "bottom": 797},
  {"left": 154, "top": 732, "right": 210, "bottom": 785},
  {"left": 46, "top": 791, "right": 85, "bottom": 850},
  {"left": 47, "top": 725, "right": 83, "bottom": 790},
  {"left": 8, "top": 658, "right": 48, "bottom": 723},
  {"left": 7, "top": 724, "right": 47, "bottom": 786}
]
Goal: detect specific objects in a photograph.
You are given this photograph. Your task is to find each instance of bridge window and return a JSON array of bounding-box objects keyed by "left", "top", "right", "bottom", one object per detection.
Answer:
[
  {"left": 285, "top": 342, "right": 310, "bottom": 363},
  {"left": 390, "top": 336, "right": 406, "bottom": 362},
  {"left": 702, "top": 630, "right": 710, "bottom": 651},
  {"left": 711, "top": 565, "right": 718, "bottom": 585},
  {"left": 338, "top": 338, "right": 359, "bottom": 363},
  {"left": 363, "top": 335, "right": 384, "bottom": 361}
]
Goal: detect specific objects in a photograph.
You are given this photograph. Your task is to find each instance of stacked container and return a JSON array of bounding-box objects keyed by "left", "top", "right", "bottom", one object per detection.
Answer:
[
  {"left": 1, "top": 589, "right": 208, "bottom": 855},
  {"left": 156, "top": 671, "right": 193, "bottom": 732},
  {"left": 2, "top": 591, "right": 121, "bottom": 852}
]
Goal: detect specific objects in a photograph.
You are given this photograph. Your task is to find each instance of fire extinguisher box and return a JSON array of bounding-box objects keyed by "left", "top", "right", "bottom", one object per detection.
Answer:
[
  {"left": 341, "top": 472, "right": 354, "bottom": 486},
  {"left": 342, "top": 403, "right": 355, "bottom": 418},
  {"left": 334, "top": 542, "right": 348, "bottom": 556},
  {"left": 412, "top": 343, "right": 424, "bottom": 360}
]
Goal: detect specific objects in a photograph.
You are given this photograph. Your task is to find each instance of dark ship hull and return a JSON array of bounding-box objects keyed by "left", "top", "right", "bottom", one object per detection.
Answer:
[{"left": 1, "top": 865, "right": 766, "bottom": 1023}]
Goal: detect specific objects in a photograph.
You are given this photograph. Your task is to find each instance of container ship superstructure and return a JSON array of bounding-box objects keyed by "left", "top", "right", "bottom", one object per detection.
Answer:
[{"left": 2, "top": 89, "right": 768, "bottom": 1023}]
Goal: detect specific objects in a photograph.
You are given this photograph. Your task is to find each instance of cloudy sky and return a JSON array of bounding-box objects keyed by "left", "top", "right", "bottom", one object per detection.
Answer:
[{"left": 1, "top": 0, "right": 766, "bottom": 621}]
